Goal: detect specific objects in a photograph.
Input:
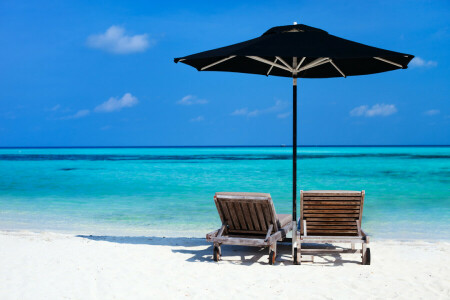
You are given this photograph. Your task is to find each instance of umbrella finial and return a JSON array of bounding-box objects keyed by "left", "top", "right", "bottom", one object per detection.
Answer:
[{"left": 293, "top": 21, "right": 297, "bottom": 25}]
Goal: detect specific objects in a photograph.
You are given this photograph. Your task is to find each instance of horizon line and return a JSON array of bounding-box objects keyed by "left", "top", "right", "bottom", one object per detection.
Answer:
[{"left": 0, "top": 144, "right": 449, "bottom": 149}]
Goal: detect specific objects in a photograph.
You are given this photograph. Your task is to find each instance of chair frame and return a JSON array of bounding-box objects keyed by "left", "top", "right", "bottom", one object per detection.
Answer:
[
  {"left": 295, "top": 190, "right": 370, "bottom": 265},
  {"left": 206, "top": 192, "right": 293, "bottom": 264}
]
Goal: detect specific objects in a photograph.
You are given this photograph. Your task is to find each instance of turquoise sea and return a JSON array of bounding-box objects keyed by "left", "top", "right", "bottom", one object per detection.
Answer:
[{"left": 0, "top": 147, "right": 449, "bottom": 240}]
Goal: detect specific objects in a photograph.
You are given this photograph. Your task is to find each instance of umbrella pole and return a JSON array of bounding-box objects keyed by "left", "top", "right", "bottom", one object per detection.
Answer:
[{"left": 292, "top": 72, "right": 298, "bottom": 264}]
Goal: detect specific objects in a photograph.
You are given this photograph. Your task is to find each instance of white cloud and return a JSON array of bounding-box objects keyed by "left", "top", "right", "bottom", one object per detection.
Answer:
[
  {"left": 350, "top": 104, "right": 397, "bottom": 117},
  {"left": 47, "top": 105, "right": 72, "bottom": 113},
  {"left": 231, "top": 108, "right": 248, "bottom": 116},
  {"left": 424, "top": 109, "right": 440, "bottom": 116},
  {"left": 95, "top": 93, "right": 139, "bottom": 113},
  {"left": 232, "top": 100, "right": 289, "bottom": 117},
  {"left": 247, "top": 110, "right": 260, "bottom": 117},
  {"left": 86, "top": 26, "right": 152, "bottom": 54},
  {"left": 410, "top": 57, "right": 437, "bottom": 68},
  {"left": 56, "top": 93, "right": 138, "bottom": 120},
  {"left": 177, "top": 95, "right": 208, "bottom": 105},
  {"left": 277, "top": 112, "right": 292, "bottom": 119},
  {"left": 350, "top": 105, "right": 369, "bottom": 117},
  {"left": 190, "top": 116, "right": 204, "bottom": 122},
  {"left": 61, "top": 109, "right": 90, "bottom": 120}
]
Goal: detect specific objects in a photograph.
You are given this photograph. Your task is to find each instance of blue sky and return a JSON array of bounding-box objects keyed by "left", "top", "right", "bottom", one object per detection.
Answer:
[{"left": 0, "top": 0, "right": 449, "bottom": 146}]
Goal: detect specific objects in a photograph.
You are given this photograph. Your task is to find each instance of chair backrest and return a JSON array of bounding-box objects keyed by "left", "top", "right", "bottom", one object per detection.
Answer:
[
  {"left": 214, "top": 192, "right": 279, "bottom": 235},
  {"left": 300, "top": 190, "right": 365, "bottom": 236}
]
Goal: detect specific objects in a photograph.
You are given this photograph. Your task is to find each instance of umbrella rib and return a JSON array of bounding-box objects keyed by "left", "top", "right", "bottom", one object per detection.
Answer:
[
  {"left": 295, "top": 57, "right": 306, "bottom": 71},
  {"left": 299, "top": 57, "right": 330, "bottom": 72},
  {"left": 330, "top": 60, "right": 346, "bottom": 78},
  {"left": 275, "top": 56, "right": 294, "bottom": 71},
  {"left": 374, "top": 57, "right": 403, "bottom": 68},
  {"left": 246, "top": 56, "right": 292, "bottom": 72},
  {"left": 201, "top": 55, "right": 237, "bottom": 70},
  {"left": 298, "top": 57, "right": 329, "bottom": 71},
  {"left": 266, "top": 58, "right": 279, "bottom": 76}
]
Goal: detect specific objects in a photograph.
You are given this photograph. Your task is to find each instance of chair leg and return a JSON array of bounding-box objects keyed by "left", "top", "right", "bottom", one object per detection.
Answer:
[
  {"left": 213, "top": 243, "right": 221, "bottom": 262},
  {"left": 269, "top": 242, "right": 277, "bottom": 265},
  {"left": 270, "top": 242, "right": 277, "bottom": 254},
  {"left": 297, "top": 241, "right": 302, "bottom": 265},
  {"left": 362, "top": 243, "right": 366, "bottom": 263}
]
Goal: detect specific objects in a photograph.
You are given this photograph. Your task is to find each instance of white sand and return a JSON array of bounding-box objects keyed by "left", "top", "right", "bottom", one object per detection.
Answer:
[{"left": 0, "top": 231, "right": 449, "bottom": 299}]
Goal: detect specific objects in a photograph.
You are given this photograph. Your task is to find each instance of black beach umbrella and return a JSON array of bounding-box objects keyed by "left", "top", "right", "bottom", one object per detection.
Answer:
[{"left": 174, "top": 23, "right": 413, "bottom": 263}]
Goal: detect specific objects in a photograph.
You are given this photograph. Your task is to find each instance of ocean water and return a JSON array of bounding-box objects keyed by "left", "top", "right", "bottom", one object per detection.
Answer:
[{"left": 0, "top": 147, "right": 448, "bottom": 240}]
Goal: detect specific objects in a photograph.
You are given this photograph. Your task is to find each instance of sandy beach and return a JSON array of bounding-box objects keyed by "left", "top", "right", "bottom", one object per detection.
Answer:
[{"left": 1, "top": 231, "right": 449, "bottom": 299}]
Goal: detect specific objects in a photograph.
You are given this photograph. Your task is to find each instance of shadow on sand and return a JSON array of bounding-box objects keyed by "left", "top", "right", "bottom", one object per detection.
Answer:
[{"left": 76, "top": 235, "right": 362, "bottom": 266}]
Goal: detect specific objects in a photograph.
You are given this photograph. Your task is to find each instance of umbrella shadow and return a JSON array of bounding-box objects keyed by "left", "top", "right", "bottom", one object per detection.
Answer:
[
  {"left": 300, "top": 243, "right": 364, "bottom": 266},
  {"left": 76, "top": 235, "right": 363, "bottom": 266},
  {"left": 76, "top": 235, "right": 290, "bottom": 265},
  {"left": 76, "top": 235, "right": 209, "bottom": 247},
  {"left": 172, "top": 242, "right": 362, "bottom": 266},
  {"left": 172, "top": 243, "right": 294, "bottom": 266}
]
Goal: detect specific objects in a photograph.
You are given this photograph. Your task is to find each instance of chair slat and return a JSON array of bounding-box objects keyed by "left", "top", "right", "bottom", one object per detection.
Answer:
[
  {"left": 241, "top": 202, "right": 255, "bottom": 231},
  {"left": 226, "top": 201, "right": 241, "bottom": 230},
  {"left": 307, "top": 231, "right": 359, "bottom": 236},
  {"left": 304, "top": 205, "right": 360, "bottom": 210},
  {"left": 306, "top": 217, "right": 357, "bottom": 222},
  {"left": 303, "top": 191, "right": 361, "bottom": 196},
  {"left": 248, "top": 203, "right": 261, "bottom": 231},
  {"left": 303, "top": 196, "right": 362, "bottom": 201},
  {"left": 215, "top": 198, "right": 225, "bottom": 225},
  {"left": 308, "top": 221, "right": 356, "bottom": 226},
  {"left": 308, "top": 225, "right": 357, "bottom": 230},
  {"left": 255, "top": 203, "right": 267, "bottom": 232},
  {"left": 304, "top": 201, "right": 361, "bottom": 205},
  {"left": 218, "top": 201, "right": 232, "bottom": 228},
  {"left": 303, "top": 209, "right": 360, "bottom": 214},
  {"left": 308, "top": 229, "right": 358, "bottom": 233},
  {"left": 304, "top": 213, "right": 360, "bottom": 218},
  {"left": 261, "top": 203, "right": 274, "bottom": 232},
  {"left": 234, "top": 202, "right": 248, "bottom": 230}
]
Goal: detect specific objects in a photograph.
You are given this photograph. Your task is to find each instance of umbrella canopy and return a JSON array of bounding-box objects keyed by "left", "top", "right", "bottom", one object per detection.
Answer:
[
  {"left": 174, "top": 24, "right": 413, "bottom": 78},
  {"left": 174, "top": 23, "right": 413, "bottom": 264}
]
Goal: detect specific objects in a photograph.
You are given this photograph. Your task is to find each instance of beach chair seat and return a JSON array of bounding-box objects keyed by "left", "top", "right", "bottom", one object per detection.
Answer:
[
  {"left": 295, "top": 190, "right": 370, "bottom": 265},
  {"left": 206, "top": 192, "right": 293, "bottom": 265}
]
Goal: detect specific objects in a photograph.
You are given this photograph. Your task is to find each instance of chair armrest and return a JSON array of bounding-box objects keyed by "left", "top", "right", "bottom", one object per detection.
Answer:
[
  {"left": 206, "top": 229, "right": 219, "bottom": 240},
  {"left": 361, "top": 229, "right": 369, "bottom": 243}
]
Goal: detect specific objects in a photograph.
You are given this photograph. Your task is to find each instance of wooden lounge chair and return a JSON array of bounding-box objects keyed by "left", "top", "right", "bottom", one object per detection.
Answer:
[
  {"left": 295, "top": 190, "right": 370, "bottom": 265},
  {"left": 206, "top": 192, "right": 293, "bottom": 265}
]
